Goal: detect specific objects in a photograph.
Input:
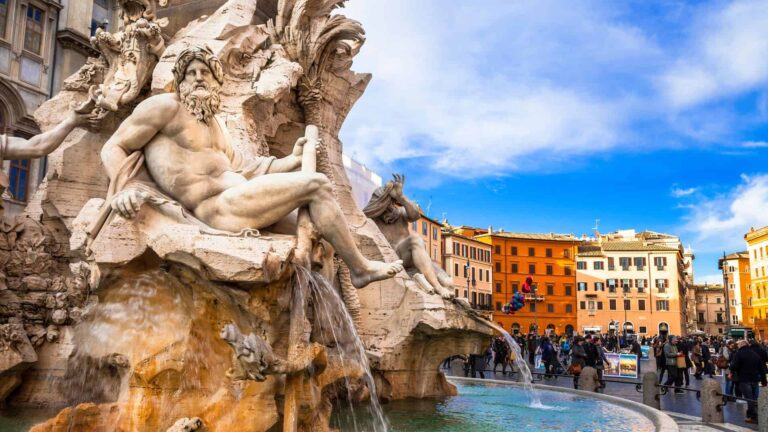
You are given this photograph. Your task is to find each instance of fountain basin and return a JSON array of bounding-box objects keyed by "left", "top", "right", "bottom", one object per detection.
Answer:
[{"left": 334, "top": 377, "right": 677, "bottom": 432}]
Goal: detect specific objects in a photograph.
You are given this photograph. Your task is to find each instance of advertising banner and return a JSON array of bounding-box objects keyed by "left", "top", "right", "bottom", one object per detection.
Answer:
[
  {"left": 534, "top": 354, "right": 544, "bottom": 370},
  {"left": 603, "top": 353, "right": 639, "bottom": 378}
]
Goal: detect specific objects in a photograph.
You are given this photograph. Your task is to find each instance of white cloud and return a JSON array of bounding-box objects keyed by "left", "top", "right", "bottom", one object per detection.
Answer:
[
  {"left": 658, "top": 0, "right": 768, "bottom": 109},
  {"left": 338, "top": 0, "right": 658, "bottom": 178},
  {"left": 742, "top": 140, "right": 768, "bottom": 148},
  {"left": 682, "top": 174, "right": 768, "bottom": 253},
  {"left": 671, "top": 187, "right": 697, "bottom": 198}
]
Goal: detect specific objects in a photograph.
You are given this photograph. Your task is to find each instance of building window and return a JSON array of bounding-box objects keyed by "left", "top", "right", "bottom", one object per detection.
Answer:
[
  {"left": 8, "top": 160, "right": 31, "bottom": 202},
  {"left": 494, "top": 245, "right": 500, "bottom": 254},
  {"left": 577, "top": 282, "right": 587, "bottom": 291},
  {"left": 511, "top": 263, "right": 518, "bottom": 273},
  {"left": 545, "top": 248, "right": 553, "bottom": 257},
  {"left": 564, "top": 285, "right": 572, "bottom": 296},
  {"left": 634, "top": 257, "right": 646, "bottom": 270},
  {"left": 528, "top": 264, "right": 535, "bottom": 274},
  {"left": 563, "top": 248, "right": 570, "bottom": 258},
  {"left": 655, "top": 279, "right": 668, "bottom": 293},
  {"left": 564, "top": 266, "right": 572, "bottom": 276},
  {"left": 546, "top": 284, "right": 554, "bottom": 295},
  {"left": 656, "top": 300, "right": 669, "bottom": 311},
  {"left": 421, "top": 221, "right": 427, "bottom": 235},
  {"left": 639, "top": 326, "right": 647, "bottom": 334},
  {"left": 579, "top": 301, "right": 586, "bottom": 310},
  {"left": 547, "top": 304, "right": 554, "bottom": 313},
  {"left": 495, "top": 302, "right": 501, "bottom": 311},
  {"left": 609, "top": 299, "right": 616, "bottom": 310},
  {"left": 594, "top": 261, "right": 604, "bottom": 270},
  {"left": 486, "top": 269, "right": 490, "bottom": 281},
  {"left": 565, "top": 304, "right": 572, "bottom": 313},
  {"left": 464, "top": 265, "right": 468, "bottom": 278},
  {"left": 607, "top": 279, "right": 617, "bottom": 293},
  {"left": 511, "top": 246, "right": 518, "bottom": 256},
  {"left": 495, "top": 282, "right": 501, "bottom": 293},
  {"left": 528, "top": 247, "right": 535, "bottom": 256},
  {"left": 619, "top": 257, "right": 631, "bottom": 270},
  {"left": 495, "top": 262, "right": 500, "bottom": 272},
  {"left": 432, "top": 227, "right": 438, "bottom": 240},
  {"left": 411, "top": 221, "right": 417, "bottom": 232},
  {"left": 607, "top": 257, "right": 615, "bottom": 270},
  {"left": 624, "top": 299, "right": 631, "bottom": 310},
  {"left": 529, "top": 302, "right": 536, "bottom": 312},
  {"left": 638, "top": 299, "right": 646, "bottom": 310},
  {"left": 653, "top": 256, "right": 667, "bottom": 270},
  {"left": 594, "top": 282, "right": 604, "bottom": 291},
  {"left": 597, "top": 301, "right": 603, "bottom": 310},
  {"left": 479, "top": 269, "right": 483, "bottom": 281},
  {"left": 454, "top": 263, "right": 459, "bottom": 276},
  {"left": 577, "top": 261, "right": 587, "bottom": 270},
  {"left": 621, "top": 279, "right": 632, "bottom": 292},
  {"left": 512, "top": 282, "right": 519, "bottom": 293},
  {"left": 24, "top": 5, "right": 44, "bottom": 54},
  {"left": 0, "top": 0, "right": 8, "bottom": 39},
  {"left": 635, "top": 279, "right": 646, "bottom": 293},
  {"left": 546, "top": 264, "right": 553, "bottom": 275}
]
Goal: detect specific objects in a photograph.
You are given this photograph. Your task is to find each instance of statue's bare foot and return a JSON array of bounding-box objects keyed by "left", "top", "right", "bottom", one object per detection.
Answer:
[{"left": 351, "top": 260, "right": 403, "bottom": 288}]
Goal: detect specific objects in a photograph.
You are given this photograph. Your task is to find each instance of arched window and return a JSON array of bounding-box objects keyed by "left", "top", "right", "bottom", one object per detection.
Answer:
[
  {"left": 511, "top": 323, "right": 520, "bottom": 335},
  {"left": 564, "top": 324, "right": 574, "bottom": 335}
]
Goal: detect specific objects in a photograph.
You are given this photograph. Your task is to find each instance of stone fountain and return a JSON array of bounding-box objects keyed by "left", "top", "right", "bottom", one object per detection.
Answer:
[{"left": 0, "top": 1, "right": 495, "bottom": 431}]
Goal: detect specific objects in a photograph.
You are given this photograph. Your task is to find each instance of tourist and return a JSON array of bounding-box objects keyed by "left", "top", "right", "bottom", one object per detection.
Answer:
[
  {"left": 729, "top": 340, "right": 768, "bottom": 424},
  {"left": 541, "top": 337, "right": 557, "bottom": 379},
  {"left": 701, "top": 338, "right": 713, "bottom": 378},
  {"left": 719, "top": 340, "right": 736, "bottom": 397},
  {"left": 594, "top": 338, "right": 608, "bottom": 389},
  {"left": 663, "top": 336, "right": 684, "bottom": 394},
  {"left": 654, "top": 337, "right": 667, "bottom": 384},
  {"left": 570, "top": 336, "right": 587, "bottom": 389},
  {"left": 630, "top": 336, "right": 642, "bottom": 375},
  {"left": 527, "top": 334, "right": 537, "bottom": 365},
  {"left": 678, "top": 338, "right": 692, "bottom": 386},
  {"left": 492, "top": 336, "right": 509, "bottom": 375},
  {"left": 692, "top": 339, "right": 703, "bottom": 379}
]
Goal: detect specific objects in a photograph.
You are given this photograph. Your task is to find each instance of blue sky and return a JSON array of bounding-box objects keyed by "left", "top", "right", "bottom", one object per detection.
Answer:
[{"left": 338, "top": 0, "right": 768, "bottom": 283}]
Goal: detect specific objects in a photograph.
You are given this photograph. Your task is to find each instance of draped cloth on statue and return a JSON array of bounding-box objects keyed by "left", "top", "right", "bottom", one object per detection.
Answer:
[{"left": 91, "top": 117, "right": 274, "bottom": 239}]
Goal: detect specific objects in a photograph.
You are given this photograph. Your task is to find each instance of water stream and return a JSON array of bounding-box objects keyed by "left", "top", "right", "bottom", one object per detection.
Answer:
[
  {"left": 302, "top": 268, "right": 389, "bottom": 432},
  {"left": 498, "top": 329, "right": 544, "bottom": 407}
]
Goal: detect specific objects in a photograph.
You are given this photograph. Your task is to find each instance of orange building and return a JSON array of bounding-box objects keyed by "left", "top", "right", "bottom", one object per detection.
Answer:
[
  {"left": 477, "top": 232, "right": 579, "bottom": 336},
  {"left": 719, "top": 252, "right": 752, "bottom": 327},
  {"left": 410, "top": 214, "right": 443, "bottom": 264}
]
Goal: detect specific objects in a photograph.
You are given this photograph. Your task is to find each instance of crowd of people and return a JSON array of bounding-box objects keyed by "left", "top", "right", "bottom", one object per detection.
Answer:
[{"left": 455, "top": 331, "right": 768, "bottom": 425}]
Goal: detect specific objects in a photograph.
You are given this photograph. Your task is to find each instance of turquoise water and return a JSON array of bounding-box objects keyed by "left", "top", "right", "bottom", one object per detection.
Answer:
[
  {"left": 333, "top": 381, "right": 655, "bottom": 432},
  {"left": 1, "top": 382, "right": 655, "bottom": 432}
]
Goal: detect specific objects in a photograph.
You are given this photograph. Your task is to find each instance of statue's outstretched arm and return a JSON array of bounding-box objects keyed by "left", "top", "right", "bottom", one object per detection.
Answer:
[
  {"left": 5, "top": 111, "right": 92, "bottom": 160},
  {"left": 100, "top": 96, "right": 176, "bottom": 180}
]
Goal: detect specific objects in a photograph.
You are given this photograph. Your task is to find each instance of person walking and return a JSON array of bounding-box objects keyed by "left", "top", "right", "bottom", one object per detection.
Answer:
[
  {"left": 730, "top": 339, "right": 768, "bottom": 424},
  {"left": 701, "top": 338, "right": 713, "bottom": 378},
  {"left": 570, "top": 336, "right": 587, "bottom": 389},
  {"left": 594, "top": 338, "right": 608, "bottom": 389},
  {"left": 692, "top": 339, "right": 703, "bottom": 379},
  {"left": 492, "top": 336, "right": 509, "bottom": 375},
  {"left": 541, "top": 337, "right": 558, "bottom": 379},
  {"left": 719, "top": 340, "right": 736, "bottom": 397},
  {"left": 630, "top": 337, "right": 642, "bottom": 376},
  {"left": 664, "top": 336, "right": 684, "bottom": 394},
  {"left": 654, "top": 337, "right": 667, "bottom": 384},
  {"left": 678, "top": 338, "right": 692, "bottom": 386}
]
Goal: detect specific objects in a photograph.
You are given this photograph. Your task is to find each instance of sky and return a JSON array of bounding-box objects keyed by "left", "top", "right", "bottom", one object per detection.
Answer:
[{"left": 337, "top": 0, "right": 768, "bottom": 284}]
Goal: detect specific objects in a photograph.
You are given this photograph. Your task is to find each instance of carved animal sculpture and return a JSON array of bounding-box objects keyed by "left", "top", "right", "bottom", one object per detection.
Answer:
[{"left": 220, "top": 324, "right": 278, "bottom": 382}]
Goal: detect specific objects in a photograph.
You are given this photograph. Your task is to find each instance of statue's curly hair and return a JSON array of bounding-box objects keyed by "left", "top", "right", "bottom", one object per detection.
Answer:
[{"left": 172, "top": 45, "right": 224, "bottom": 88}]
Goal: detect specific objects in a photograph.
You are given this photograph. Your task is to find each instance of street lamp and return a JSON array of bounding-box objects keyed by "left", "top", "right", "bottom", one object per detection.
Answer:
[{"left": 532, "top": 282, "right": 538, "bottom": 335}]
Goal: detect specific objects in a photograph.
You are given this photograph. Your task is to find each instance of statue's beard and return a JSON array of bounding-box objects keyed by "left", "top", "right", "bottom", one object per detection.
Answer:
[{"left": 178, "top": 81, "right": 221, "bottom": 124}]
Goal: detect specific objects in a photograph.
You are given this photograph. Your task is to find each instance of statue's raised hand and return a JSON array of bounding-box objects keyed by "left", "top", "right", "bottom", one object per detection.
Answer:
[
  {"left": 291, "top": 137, "right": 308, "bottom": 157},
  {"left": 389, "top": 173, "right": 405, "bottom": 199},
  {"left": 110, "top": 188, "right": 150, "bottom": 219}
]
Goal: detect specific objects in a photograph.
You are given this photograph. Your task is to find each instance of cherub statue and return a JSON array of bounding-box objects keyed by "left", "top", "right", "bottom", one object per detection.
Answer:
[
  {"left": 99, "top": 46, "right": 402, "bottom": 288},
  {"left": 363, "top": 174, "right": 455, "bottom": 299}
]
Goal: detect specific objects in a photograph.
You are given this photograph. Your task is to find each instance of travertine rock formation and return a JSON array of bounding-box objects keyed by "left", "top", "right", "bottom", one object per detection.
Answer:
[{"left": 5, "top": 0, "right": 496, "bottom": 430}]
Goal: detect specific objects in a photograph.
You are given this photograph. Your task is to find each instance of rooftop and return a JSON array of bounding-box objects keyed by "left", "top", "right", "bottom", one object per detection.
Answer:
[
  {"left": 745, "top": 225, "right": 768, "bottom": 242},
  {"left": 483, "top": 232, "right": 579, "bottom": 242}
]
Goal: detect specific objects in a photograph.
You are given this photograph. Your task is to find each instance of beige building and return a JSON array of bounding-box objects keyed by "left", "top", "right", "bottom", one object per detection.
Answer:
[
  {"left": 1, "top": 0, "right": 117, "bottom": 218},
  {"left": 576, "top": 229, "right": 689, "bottom": 337},
  {"left": 746, "top": 226, "right": 768, "bottom": 338},
  {"left": 409, "top": 213, "right": 442, "bottom": 265},
  {"left": 692, "top": 284, "right": 727, "bottom": 335},
  {"left": 442, "top": 227, "right": 492, "bottom": 311}
]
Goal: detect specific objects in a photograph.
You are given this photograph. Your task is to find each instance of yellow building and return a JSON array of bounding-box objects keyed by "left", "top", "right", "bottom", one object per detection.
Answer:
[
  {"left": 745, "top": 226, "right": 768, "bottom": 338},
  {"left": 719, "top": 252, "right": 752, "bottom": 327}
]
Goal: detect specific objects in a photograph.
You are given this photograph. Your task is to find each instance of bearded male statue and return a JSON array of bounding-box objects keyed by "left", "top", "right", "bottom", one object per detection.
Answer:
[
  {"left": 100, "top": 46, "right": 403, "bottom": 287},
  {"left": 363, "top": 174, "right": 454, "bottom": 299}
]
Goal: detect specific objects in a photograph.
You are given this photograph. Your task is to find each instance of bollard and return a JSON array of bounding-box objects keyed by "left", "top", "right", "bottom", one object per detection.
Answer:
[
  {"left": 700, "top": 378, "right": 724, "bottom": 424},
  {"left": 759, "top": 389, "right": 768, "bottom": 432},
  {"left": 578, "top": 367, "right": 600, "bottom": 392},
  {"left": 642, "top": 371, "right": 660, "bottom": 409}
]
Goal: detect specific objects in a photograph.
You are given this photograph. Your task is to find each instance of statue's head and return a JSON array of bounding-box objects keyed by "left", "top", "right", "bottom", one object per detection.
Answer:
[{"left": 173, "top": 46, "right": 224, "bottom": 124}]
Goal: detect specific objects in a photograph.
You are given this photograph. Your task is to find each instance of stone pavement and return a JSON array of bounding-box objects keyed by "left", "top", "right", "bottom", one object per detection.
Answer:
[{"left": 448, "top": 358, "right": 756, "bottom": 431}]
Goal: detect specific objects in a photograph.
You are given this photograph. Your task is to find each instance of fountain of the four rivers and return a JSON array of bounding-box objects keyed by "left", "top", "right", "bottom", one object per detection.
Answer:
[{"left": 0, "top": 1, "right": 676, "bottom": 430}]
